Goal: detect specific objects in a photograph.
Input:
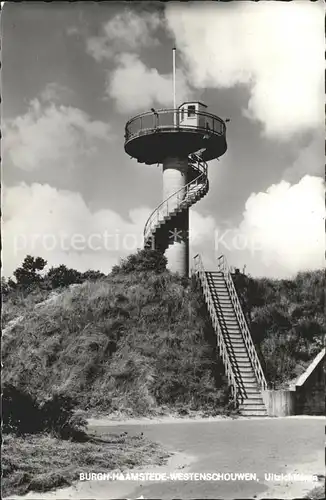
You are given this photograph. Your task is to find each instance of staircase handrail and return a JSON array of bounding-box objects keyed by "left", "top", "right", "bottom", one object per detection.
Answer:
[
  {"left": 193, "top": 253, "right": 241, "bottom": 406},
  {"left": 217, "top": 255, "right": 267, "bottom": 390},
  {"left": 144, "top": 153, "right": 208, "bottom": 243}
]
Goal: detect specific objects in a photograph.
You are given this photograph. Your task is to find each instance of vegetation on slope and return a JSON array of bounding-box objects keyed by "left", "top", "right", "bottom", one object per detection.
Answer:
[
  {"left": 3, "top": 250, "right": 230, "bottom": 417},
  {"left": 233, "top": 269, "right": 325, "bottom": 387}
]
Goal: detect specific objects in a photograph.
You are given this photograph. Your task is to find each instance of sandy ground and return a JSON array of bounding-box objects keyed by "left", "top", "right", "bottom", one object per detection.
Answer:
[
  {"left": 5, "top": 416, "right": 325, "bottom": 500},
  {"left": 87, "top": 414, "right": 324, "bottom": 426}
]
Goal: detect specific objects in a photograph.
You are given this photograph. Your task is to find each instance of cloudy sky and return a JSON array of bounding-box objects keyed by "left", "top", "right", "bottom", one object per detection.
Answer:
[{"left": 2, "top": 1, "right": 324, "bottom": 279}]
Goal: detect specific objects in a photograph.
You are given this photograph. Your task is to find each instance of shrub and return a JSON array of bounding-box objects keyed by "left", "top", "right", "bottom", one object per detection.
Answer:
[
  {"left": 2, "top": 384, "right": 87, "bottom": 441},
  {"left": 111, "top": 249, "right": 167, "bottom": 275},
  {"left": 40, "top": 394, "right": 87, "bottom": 440},
  {"left": 2, "top": 385, "right": 40, "bottom": 435},
  {"left": 46, "top": 265, "right": 83, "bottom": 289}
]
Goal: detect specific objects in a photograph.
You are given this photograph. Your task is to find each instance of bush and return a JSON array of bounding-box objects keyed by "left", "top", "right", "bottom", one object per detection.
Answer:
[
  {"left": 111, "top": 249, "right": 167, "bottom": 275},
  {"left": 2, "top": 384, "right": 87, "bottom": 441},
  {"left": 40, "top": 394, "right": 87, "bottom": 440},
  {"left": 2, "top": 385, "right": 40, "bottom": 435},
  {"left": 46, "top": 265, "right": 83, "bottom": 289}
]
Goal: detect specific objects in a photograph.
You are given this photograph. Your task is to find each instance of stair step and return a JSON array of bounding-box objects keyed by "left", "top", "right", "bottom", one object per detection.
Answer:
[
  {"left": 240, "top": 408, "right": 267, "bottom": 414},
  {"left": 211, "top": 295, "right": 229, "bottom": 299},
  {"left": 231, "top": 350, "right": 248, "bottom": 355},
  {"left": 231, "top": 361, "right": 252, "bottom": 368},
  {"left": 240, "top": 404, "right": 266, "bottom": 411},
  {"left": 234, "top": 365, "right": 252, "bottom": 371},
  {"left": 242, "top": 395, "right": 264, "bottom": 402},
  {"left": 240, "top": 409, "right": 268, "bottom": 416},
  {"left": 234, "top": 362, "right": 252, "bottom": 368},
  {"left": 231, "top": 353, "right": 250, "bottom": 359},
  {"left": 218, "top": 310, "right": 237, "bottom": 315}
]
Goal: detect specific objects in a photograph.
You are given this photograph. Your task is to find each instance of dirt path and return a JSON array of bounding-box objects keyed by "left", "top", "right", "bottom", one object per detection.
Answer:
[{"left": 5, "top": 416, "right": 325, "bottom": 500}]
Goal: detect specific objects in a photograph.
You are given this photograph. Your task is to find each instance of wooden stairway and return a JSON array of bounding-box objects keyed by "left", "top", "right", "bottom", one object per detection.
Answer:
[{"left": 194, "top": 255, "right": 268, "bottom": 416}]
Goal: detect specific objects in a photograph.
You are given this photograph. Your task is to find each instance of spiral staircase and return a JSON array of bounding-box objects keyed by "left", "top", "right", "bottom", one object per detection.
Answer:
[{"left": 143, "top": 152, "right": 208, "bottom": 252}]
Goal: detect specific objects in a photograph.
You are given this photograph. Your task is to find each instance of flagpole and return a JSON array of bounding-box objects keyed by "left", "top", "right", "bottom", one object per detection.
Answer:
[{"left": 173, "top": 47, "right": 176, "bottom": 125}]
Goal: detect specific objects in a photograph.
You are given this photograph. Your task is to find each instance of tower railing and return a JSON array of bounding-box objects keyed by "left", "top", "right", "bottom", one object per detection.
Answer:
[
  {"left": 217, "top": 255, "right": 267, "bottom": 391},
  {"left": 125, "top": 108, "right": 226, "bottom": 143},
  {"left": 193, "top": 253, "right": 241, "bottom": 406},
  {"left": 143, "top": 153, "right": 208, "bottom": 246}
]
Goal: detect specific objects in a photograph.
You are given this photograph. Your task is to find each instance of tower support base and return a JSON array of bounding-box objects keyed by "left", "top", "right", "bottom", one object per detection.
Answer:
[{"left": 162, "top": 156, "right": 189, "bottom": 276}]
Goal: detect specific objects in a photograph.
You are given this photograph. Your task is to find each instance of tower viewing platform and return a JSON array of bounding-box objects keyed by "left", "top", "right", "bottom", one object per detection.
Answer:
[
  {"left": 124, "top": 101, "right": 228, "bottom": 276},
  {"left": 124, "top": 103, "right": 227, "bottom": 165}
]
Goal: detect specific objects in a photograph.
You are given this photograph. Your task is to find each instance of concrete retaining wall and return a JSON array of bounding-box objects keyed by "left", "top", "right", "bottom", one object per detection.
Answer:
[{"left": 262, "top": 390, "right": 296, "bottom": 417}]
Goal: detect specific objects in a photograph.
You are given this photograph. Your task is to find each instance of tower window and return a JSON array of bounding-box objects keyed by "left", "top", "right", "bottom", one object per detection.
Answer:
[{"left": 187, "top": 105, "right": 196, "bottom": 117}]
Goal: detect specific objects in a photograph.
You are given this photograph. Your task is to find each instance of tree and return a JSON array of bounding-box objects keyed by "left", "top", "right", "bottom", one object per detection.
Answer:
[
  {"left": 13, "top": 255, "right": 47, "bottom": 288},
  {"left": 46, "top": 265, "right": 83, "bottom": 289}
]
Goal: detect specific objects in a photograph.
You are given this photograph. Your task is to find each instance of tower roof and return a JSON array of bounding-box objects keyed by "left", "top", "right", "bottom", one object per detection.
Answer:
[{"left": 178, "top": 101, "right": 208, "bottom": 108}]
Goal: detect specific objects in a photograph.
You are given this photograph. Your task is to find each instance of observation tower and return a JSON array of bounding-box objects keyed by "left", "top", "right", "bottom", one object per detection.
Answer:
[{"left": 124, "top": 50, "right": 228, "bottom": 276}]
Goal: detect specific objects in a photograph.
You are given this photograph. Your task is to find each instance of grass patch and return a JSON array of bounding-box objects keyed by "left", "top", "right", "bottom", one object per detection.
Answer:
[
  {"left": 305, "top": 484, "right": 325, "bottom": 499},
  {"left": 2, "top": 287, "right": 53, "bottom": 329},
  {"left": 2, "top": 431, "right": 170, "bottom": 497}
]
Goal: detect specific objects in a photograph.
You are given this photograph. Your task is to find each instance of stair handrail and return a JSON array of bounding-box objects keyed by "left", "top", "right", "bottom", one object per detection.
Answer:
[
  {"left": 193, "top": 253, "right": 241, "bottom": 406},
  {"left": 217, "top": 255, "right": 267, "bottom": 391},
  {"left": 144, "top": 153, "right": 208, "bottom": 244}
]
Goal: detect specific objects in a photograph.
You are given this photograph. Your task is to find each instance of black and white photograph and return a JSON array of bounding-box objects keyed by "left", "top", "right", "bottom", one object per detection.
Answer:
[{"left": 2, "top": 1, "right": 325, "bottom": 499}]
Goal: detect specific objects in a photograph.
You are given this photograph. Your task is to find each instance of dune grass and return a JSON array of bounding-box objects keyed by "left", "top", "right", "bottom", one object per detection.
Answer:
[
  {"left": 2, "top": 287, "right": 52, "bottom": 329},
  {"left": 3, "top": 271, "right": 230, "bottom": 417},
  {"left": 2, "top": 431, "right": 170, "bottom": 497}
]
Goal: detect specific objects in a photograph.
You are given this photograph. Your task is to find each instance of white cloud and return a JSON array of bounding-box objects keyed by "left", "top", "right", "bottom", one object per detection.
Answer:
[
  {"left": 2, "top": 182, "right": 152, "bottom": 277},
  {"left": 40, "top": 82, "right": 73, "bottom": 103},
  {"left": 86, "top": 10, "right": 161, "bottom": 62},
  {"left": 3, "top": 98, "right": 112, "bottom": 171},
  {"left": 107, "top": 53, "right": 192, "bottom": 113},
  {"left": 165, "top": 1, "right": 324, "bottom": 139},
  {"left": 3, "top": 176, "right": 323, "bottom": 279},
  {"left": 225, "top": 176, "right": 324, "bottom": 277},
  {"left": 2, "top": 179, "right": 221, "bottom": 278}
]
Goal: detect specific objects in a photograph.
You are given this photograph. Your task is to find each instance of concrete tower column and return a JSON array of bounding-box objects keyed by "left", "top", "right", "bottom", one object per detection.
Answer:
[{"left": 162, "top": 156, "right": 189, "bottom": 276}]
